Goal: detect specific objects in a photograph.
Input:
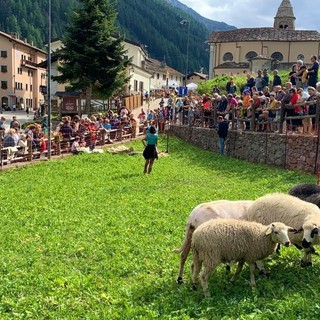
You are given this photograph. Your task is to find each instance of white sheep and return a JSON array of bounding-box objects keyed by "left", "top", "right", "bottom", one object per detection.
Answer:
[
  {"left": 191, "top": 218, "right": 294, "bottom": 297},
  {"left": 172, "top": 200, "right": 254, "bottom": 283},
  {"left": 244, "top": 193, "right": 320, "bottom": 267}
]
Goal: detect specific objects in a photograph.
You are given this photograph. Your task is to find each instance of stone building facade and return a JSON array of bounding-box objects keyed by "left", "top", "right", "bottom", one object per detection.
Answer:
[{"left": 207, "top": 0, "right": 320, "bottom": 77}]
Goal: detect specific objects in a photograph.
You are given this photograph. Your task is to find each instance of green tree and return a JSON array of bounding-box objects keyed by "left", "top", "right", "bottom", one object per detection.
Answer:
[{"left": 52, "top": 0, "right": 130, "bottom": 113}]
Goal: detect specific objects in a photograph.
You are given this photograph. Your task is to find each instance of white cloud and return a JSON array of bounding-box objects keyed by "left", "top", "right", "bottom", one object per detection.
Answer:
[{"left": 179, "top": 0, "right": 320, "bottom": 30}]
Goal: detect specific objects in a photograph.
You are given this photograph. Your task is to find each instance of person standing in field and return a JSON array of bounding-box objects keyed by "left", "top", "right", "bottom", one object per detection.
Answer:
[
  {"left": 217, "top": 116, "right": 228, "bottom": 155},
  {"left": 142, "top": 125, "right": 158, "bottom": 174}
]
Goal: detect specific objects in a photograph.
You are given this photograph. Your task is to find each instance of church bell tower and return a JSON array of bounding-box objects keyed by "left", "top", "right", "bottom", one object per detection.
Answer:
[{"left": 273, "top": 0, "right": 296, "bottom": 30}]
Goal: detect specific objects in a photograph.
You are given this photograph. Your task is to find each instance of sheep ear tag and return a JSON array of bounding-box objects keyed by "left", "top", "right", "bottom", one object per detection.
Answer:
[{"left": 265, "top": 225, "right": 273, "bottom": 235}]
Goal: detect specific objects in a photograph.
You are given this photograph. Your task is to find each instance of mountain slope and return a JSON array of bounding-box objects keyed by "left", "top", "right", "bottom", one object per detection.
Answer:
[
  {"left": 165, "top": 0, "right": 237, "bottom": 31},
  {"left": 0, "top": 0, "right": 235, "bottom": 73}
]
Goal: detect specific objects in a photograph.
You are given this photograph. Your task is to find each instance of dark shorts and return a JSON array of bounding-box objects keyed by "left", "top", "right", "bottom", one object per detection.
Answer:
[{"left": 143, "top": 145, "right": 158, "bottom": 160}]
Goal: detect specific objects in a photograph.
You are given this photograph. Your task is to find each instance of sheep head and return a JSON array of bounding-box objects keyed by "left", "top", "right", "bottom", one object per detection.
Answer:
[
  {"left": 265, "top": 222, "right": 295, "bottom": 247},
  {"left": 302, "top": 220, "right": 320, "bottom": 248}
]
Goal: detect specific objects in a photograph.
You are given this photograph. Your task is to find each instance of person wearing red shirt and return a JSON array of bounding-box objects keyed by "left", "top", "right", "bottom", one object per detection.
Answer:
[{"left": 288, "top": 87, "right": 301, "bottom": 133}]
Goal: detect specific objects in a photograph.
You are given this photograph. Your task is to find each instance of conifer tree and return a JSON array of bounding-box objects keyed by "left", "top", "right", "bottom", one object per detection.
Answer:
[{"left": 52, "top": 0, "right": 130, "bottom": 112}]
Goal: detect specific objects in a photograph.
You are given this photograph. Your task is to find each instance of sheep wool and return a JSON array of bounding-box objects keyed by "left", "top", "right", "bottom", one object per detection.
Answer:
[
  {"left": 244, "top": 193, "right": 320, "bottom": 267},
  {"left": 172, "top": 200, "right": 254, "bottom": 284},
  {"left": 191, "top": 218, "right": 292, "bottom": 297}
]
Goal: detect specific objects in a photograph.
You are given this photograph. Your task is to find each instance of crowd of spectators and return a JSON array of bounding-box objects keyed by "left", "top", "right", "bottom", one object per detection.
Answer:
[{"left": 163, "top": 55, "right": 320, "bottom": 136}]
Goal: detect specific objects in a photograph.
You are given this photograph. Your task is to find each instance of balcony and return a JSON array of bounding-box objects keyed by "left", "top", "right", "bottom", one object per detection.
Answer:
[{"left": 20, "top": 59, "right": 38, "bottom": 69}]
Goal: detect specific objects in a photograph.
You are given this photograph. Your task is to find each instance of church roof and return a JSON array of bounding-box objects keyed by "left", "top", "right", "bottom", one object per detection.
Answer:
[
  {"left": 214, "top": 62, "right": 250, "bottom": 69},
  {"left": 209, "top": 28, "right": 320, "bottom": 43},
  {"left": 275, "top": 0, "right": 295, "bottom": 19}
]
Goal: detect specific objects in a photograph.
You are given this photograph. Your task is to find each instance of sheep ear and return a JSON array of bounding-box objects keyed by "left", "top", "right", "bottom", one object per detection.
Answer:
[
  {"left": 288, "top": 227, "right": 298, "bottom": 233},
  {"left": 294, "top": 228, "right": 303, "bottom": 234},
  {"left": 265, "top": 224, "right": 274, "bottom": 235}
]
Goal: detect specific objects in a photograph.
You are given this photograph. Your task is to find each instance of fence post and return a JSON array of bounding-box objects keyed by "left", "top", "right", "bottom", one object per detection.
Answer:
[{"left": 27, "top": 139, "right": 33, "bottom": 161}]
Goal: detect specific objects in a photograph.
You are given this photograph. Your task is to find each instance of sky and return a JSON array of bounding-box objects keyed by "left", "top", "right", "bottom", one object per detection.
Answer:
[{"left": 179, "top": 0, "right": 320, "bottom": 30}]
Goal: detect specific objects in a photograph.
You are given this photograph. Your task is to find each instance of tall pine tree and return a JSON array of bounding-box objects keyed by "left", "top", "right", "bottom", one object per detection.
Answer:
[{"left": 52, "top": 0, "right": 130, "bottom": 113}]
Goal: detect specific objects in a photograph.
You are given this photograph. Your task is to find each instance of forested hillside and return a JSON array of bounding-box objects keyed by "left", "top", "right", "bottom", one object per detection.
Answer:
[{"left": 0, "top": 0, "right": 234, "bottom": 73}]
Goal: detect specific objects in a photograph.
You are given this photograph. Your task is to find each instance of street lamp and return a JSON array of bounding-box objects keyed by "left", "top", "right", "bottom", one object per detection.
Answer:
[{"left": 180, "top": 19, "right": 190, "bottom": 87}]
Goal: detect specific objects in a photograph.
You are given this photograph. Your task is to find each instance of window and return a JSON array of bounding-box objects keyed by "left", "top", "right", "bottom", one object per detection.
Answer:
[
  {"left": 17, "top": 67, "right": 23, "bottom": 74},
  {"left": 245, "top": 51, "right": 258, "bottom": 60},
  {"left": 30, "top": 84, "right": 33, "bottom": 92},
  {"left": 223, "top": 52, "right": 233, "bottom": 62},
  {"left": 297, "top": 54, "right": 304, "bottom": 61},
  {"left": 162, "top": 74, "right": 166, "bottom": 81},
  {"left": 1, "top": 65, "right": 7, "bottom": 73},
  {"left": 1, "top": 51, "right": 7, "bottom": 58},
  {"left": 26, "top": 84, "right": 28, "bottom": 91},
  {"left": 271, "top": 52, "right": 284, "bottom": 61},
  {"left": 1, "top": 81, "right": 7, "bottom": 89},
  {"left": 134, "top": 80, "right": 138, "bottom": 92}
]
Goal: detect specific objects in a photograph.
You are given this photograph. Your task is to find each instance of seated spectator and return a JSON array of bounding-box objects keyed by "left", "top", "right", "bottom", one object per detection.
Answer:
[
  {"left": 17, "top": 133, "right": 28, "bottom": 155},
  {"left": 3, "top": 128, "right": 17, "bottom": 147},
  {"left": 71, "top": 136, "right": 81, "bottom": 155},
  {"left": 59, "top": 119, "right": 73, "bottom": 140}
]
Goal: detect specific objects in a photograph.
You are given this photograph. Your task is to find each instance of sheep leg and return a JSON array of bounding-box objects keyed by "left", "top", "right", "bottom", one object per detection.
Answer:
[
  {"left": 176, "top": 226, "right": 194, "bottom": 284},
  {"left": 255, "top": 260, "right": 269, "bottom": 276},
  {"left": 200, "top": 264, "right": 216, "bottom": 297},
  {"left": 249, "top": 263, "right": 257, "bottom": 287},
  {"left": 301, "top": 249, "right": 313, "bottom": 268},
  {"left": 191, "top": 252, "right": 202, "bottom": 291},
  {"left": 230, "top": 261, "right": 244, "bottom": 284}
]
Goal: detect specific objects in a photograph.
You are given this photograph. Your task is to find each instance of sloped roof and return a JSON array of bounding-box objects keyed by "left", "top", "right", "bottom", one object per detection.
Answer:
[
  {"left": 145, "top": 57, "right": 183, "bottom": 76},
  {"left": 275, "top": 0, "right": 295, "bottom": 19},
  {"left": 188, "top": 72, "right": 208, "bottom": 79},
  {"left": 214, "top": 62, "right": 250, "bottom": 69},
  {"left": 209, "top": 28, "right": 320, "bottom": 43}
]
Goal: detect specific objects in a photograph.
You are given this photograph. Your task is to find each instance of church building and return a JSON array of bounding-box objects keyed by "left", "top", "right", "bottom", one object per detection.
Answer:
[{"left": 207, "top": 0, "right": 320, "bottom": 78}]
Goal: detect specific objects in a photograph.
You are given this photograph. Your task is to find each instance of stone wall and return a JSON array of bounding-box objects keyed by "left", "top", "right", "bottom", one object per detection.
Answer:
[{"left": 170, "top": 125, "right": 320, "bottom": 174}]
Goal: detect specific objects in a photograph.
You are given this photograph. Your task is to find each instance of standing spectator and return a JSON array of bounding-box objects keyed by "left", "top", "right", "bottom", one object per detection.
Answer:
[
  {"left": 212, "top": 85, "right": 221, "bottom": 95},
  {"left": 255, "top": 70, "right": 263, "bottom": 91},
  {"left": 272, "top": 69, "right": 282, "bottom": 87},
  {"left": 226, "top": 78, "right": 237, "bottom": 94},
  {"left": 261, "top": 69, "right": 270, "bottom": 89},
  {"left": 295, "top": 60, "right": 308, "bottom": 89},
  {"left": 307, "top": 55, "right": 319, "bottom": 88},
  {"left": 217, "top": 116, "right": 228, "bottom": 155},
  {"left": 0, "top": 116, "right": 6, "bottom": 133},
  {"left": 10, "top": 116, "right": 20, "bottom": 129},
  {"left": 26, "top": 104, "right": 30, "bottom": 117},
  {"left": 245, "top": 73, "right": 255, "bottom": 90},
  {"left": 289, "top": 64, "right": 298, "bottom": 86},
  {"left": 142, "top": 125, "right": 158, "bottom": 174}
]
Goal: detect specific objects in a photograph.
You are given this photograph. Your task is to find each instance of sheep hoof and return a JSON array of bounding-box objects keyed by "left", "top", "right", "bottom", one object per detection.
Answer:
[
  {"left": 259, "top": 270, "right": 270, "bottom": 277},
  {"left": 225, "top": 265, "right": 231, "bottom": 272},
  {"left": 177, "top": 276, "right": 183, "bottom": 285},
  {"left": 192, "top": 283, "right": 198, "bottom": 291},
  {"left": 301, "top": 260, "right": 312, "bottom": 268}
]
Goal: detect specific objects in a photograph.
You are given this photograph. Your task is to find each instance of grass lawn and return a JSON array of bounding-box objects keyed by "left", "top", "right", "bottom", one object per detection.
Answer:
[{"left": 0, "top": 135, "right": 318, "bottom": 319}]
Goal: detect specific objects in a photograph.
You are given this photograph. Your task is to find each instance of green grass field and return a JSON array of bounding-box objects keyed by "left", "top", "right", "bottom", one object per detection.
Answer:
[{"left": 0, "top": 135, "right": 318, "bottom": 319}]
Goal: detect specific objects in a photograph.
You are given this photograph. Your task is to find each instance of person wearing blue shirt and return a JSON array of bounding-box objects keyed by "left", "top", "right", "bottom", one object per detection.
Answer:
[{"left": 142, "top": 125, "right": 158, "bottom": 174}]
